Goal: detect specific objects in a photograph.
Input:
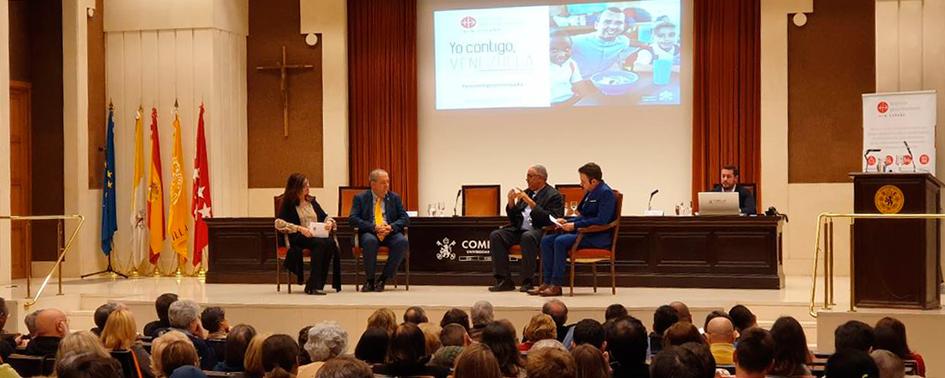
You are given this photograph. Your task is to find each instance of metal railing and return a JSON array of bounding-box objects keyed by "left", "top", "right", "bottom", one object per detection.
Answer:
[
  {"left": 0, "top": 214, "right": 85, "bottom": 309},
  {"left": 809, "top": 212, "right": 945, "bottom": 317}
]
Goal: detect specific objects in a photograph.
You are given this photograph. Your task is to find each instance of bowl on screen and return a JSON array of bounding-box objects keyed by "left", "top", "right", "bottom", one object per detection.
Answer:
[{"left": 590, "top": 70, "right": 639, "bottom": 96}]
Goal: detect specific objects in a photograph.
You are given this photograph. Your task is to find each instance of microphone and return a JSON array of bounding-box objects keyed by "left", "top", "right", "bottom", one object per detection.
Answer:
[
  {"left": 864, "top": 148, "right": 881, "bottom": 172},
  {"left": 904, "top": 141, "right": 916, "bottom": 172},
  {"left": 648, "top": 189, "right": 659, "bottom": 211},
  {"left": 452, "top": 188, "right": 462, "bottom": 217}
]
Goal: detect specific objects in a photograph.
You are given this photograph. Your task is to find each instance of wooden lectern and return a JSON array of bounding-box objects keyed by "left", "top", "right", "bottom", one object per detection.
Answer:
[{"left": 851, "top": 172, "right": 942, "bottom": 309}]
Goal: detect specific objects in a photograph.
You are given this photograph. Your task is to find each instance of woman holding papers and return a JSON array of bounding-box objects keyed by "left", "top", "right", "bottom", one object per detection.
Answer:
[{"left": 275, "top": 173, "right": 340, "bottom": 295}]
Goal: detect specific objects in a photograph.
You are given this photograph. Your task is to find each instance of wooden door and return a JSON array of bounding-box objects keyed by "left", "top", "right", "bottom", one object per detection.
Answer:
[{"left": 10, "top": 81, "right": 32, "bottom": 279}]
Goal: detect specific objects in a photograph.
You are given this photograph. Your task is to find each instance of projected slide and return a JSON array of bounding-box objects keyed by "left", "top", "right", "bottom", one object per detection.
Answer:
[{"left": 434, "top": 1, "right": 682, "bottom": 110}]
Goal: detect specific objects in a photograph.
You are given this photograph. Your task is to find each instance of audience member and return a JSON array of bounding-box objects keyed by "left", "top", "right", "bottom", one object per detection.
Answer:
[
  {"left": 150, "top": 330, "right": 192, "bottom": 378},
  {"left": 418, "top": 322, "right": 442, "bottom": 356},
  {"left": 214, "top": 324, "right": 255, "bottom": 372},
  {"left": 353, "top": 327, "right": 388, "bottom": 365},
  {"left": 200, "top": 307, "right": 229, "bottom": 340},
  {"left": 25, "top": 308, "right": 68, "bottom": 357},
  {"left": 650, "top": 346, "right": 701, "bottom": 378},
  {"left": 870, "top": 350, "right": 905, "bottom": 378},
  {"left": 144, "top": 293, "right": 179, "bottom": 338},
  {"left": 374, "top": 323, "right": 450, "bottom": 378},
  {"left": 453, "top": 343, "right": 502, "bottom": 378},
  {"left": 532, "top": 338, "right": 569, "bottom": 352},
  {"left": 403, "top": 306, "right": 428, "bottom": 325},
  {"left": 825, "top": 349, "right": 879, "bottom": 378},
  {"left": 440, "top": 323, "right": 470, "bottom": 347},
  {"left": 521, "top": 313, "right": 556, "bottom": 351},
  {"left": 168, "top": 300, "right": 216, "bottom": 370},
  {"left": 728, "top": 305, "right": 757, "bottom": 335},
  {"left": 440, "top": 308, "right": 471, "bottom": 331},
  {"left": 297, "top": 325, "right": 314, "bottom": 366},
  {"left": 572, "top": 344, "right": 609, "bottom": 378},
  {"left": 835, "top": 320, "right": 875, "bottom": 353},
  {"left": 662, "top": 321, "right": 703, "bottom": 348},
  {"left": 874, "top": 317, "right": 925, "bottom": 377},
  {"left": 55, "top": 351, "right": 123, "bottom": 378},
  {"left": 160, "top": 339, "right": 201, "bottom": 377},
  {"left": 243, "top": 333, "right": 272, "bottom": 378},
  {"left": 733, "top": 327, "right": 774, "bottom": 378},
  {"left": 169, "top": 365, "right": 208, "bottom": 378},
  {"left": 429, "top": 345, "right": 463, "bottom": 370},
  {"left": 605, "top": 304, "right": 628, "bottom": 321},
  {"left": 482, "top": 321, "right": 525, "bottom": 378},
  {"left": 649, "top": 305, "right": 678, "bottom": 357},
  {"left": 543, "top": 299, "right": 571, "bottom": 342},
  {"left": 572, "top": 319, "right": 605, "bottom": 349},
  {"left": 470, "top": 300, "right": 495, "bottom": 341},
  {"left": 669, "top": 301, "right": 692, "bottom": 323},
  {"left": 769, "top": 316, "right": 812, "bottom": 377},
  {"left": 297, "top": 321, "right": 347, "bottom": 378},
  {"left": 603, "top": 315, "right": 649, "bottom": 378},
  {"left": 704, "top": 316, "right": 736, "bottom": 365},
  {"left": 315, "top": 355, "right": 373, "bottom": 378},
  {"left": 702, "top": 310, "right": 730, "bottom": 331},
  {"left": 528, "top": 347, "right": 576, "bottom": 378},
  {"left": 365, "top": 308, "right": 397, "bottom": 335},
  {"left": 101, "top": 308, "right": 154, "bottom": 377},
  {"left": 16, "top": 309, "right": 41, "bottom": 349},
  {"left": 91, "top": 302, "right": 124, "bottom": 336},
  {"left": 679, "top": 342, "right": 716, "bottom": 378},
  {"left": 55, "top": 330, "right": 111, "bottom": 372},
  {"left": 261, "top": 334, "right": 300, "bottom": 378},
  {"left": 0, "top": 298, "right": 13, "bottom": 361}
]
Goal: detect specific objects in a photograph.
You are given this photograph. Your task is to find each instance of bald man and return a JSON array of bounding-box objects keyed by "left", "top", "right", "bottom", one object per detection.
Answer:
[
  {"left": 669, "top": 301, "right": 692, "bottom": 323},
  {"left": 705, "top": 316, "right": 737, "bottom": 365},
  {"left": 25, "top": 308, "right": 68, "bottom": 357}
]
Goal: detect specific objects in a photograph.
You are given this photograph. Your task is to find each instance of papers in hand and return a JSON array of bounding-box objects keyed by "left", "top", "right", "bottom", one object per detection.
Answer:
[
  {"left": 307, "top": 222, "right": 330, "bottom": 238},
  {"left": 549, "top": 215, "right": 565, "bottom": 228}
]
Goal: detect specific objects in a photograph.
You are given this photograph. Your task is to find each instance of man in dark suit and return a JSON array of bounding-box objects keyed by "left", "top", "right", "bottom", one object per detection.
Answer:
[
  {"left": 488, "top": 165, "right": 564, "bottom": 292},
  {"left": 24, "top": 309, "right": 68, "bottom": 358},
  {"left": 349, "top": 169, "right": 410, "bottom": 292},
  {"left": 710, "top": 165, "right": 756, "bottom": 215}
]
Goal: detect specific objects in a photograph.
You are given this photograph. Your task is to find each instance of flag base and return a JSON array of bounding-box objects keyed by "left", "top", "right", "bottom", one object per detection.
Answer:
[{"left": 81, "top": 253, "right": 128, "bottom": 280}]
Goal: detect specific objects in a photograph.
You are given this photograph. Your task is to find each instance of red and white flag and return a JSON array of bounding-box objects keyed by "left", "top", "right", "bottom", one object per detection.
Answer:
[{"left": 191, "top": 104, "right": 213, "bottom": 267}]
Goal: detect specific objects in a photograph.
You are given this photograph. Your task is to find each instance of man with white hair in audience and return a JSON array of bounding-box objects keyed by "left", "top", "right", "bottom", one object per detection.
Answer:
[
  {"left": 298, "top": 321, "right": 349, "bottom": 378},
  {"left": 871, "top": 350, "right": 909, "bottom": 378},
  {"left": 167, "top": 299, "right": 217, "bottom": 370},
  {"left": 468, "top": 300, "right": 494, "bottom": 342}
]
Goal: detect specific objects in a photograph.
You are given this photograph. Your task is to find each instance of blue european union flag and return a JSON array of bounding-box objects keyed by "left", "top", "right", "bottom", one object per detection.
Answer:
[{"left": 101, "top": 106, "right": 118, "bottom": 256}]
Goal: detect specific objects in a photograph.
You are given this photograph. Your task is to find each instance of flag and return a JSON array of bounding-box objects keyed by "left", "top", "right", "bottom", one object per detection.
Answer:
[
  {"left": 167, "top": 110, "right": 190, "bottom": 261},
  {"left": 191, "top": 104, "right": 213, "bottom": 267},
  {"left": 147, "top": 108, "right": 166, "bottom": 264},
  {"left": 101, "top": 105, "right": 118, "bottom": 256},
  {"left": 130, "top": 107, "right": 147, "bottom": 268}
]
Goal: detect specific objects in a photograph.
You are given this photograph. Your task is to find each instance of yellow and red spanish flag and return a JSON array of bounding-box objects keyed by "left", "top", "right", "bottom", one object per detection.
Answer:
[
  {"left": 147, "top": 108, "right": 166, "bottom": 264},
  {"left": 191, "top": 104, "right": 212, "bottom": 267},
  {"left": 167, "top": 110, "right": 190, "bottom": 261}
]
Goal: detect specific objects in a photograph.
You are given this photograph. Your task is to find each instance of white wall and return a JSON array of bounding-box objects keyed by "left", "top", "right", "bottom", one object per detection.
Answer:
[{"left": 0, "top": 0, "right": 11, "bottom": 283}]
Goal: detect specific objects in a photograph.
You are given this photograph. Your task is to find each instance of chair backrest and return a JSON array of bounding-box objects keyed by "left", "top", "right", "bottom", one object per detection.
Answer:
[
  {"left": 555, "top": 184, "right": 585, "bottom": 206},
  {"left": 7, "top": 354, "right": 43, "bottom": 377},
  {"left": 462, "top": 185, "right": 501, "bottom": 216},
  {"left": 274, "top": 194, "right": 285, "bottom": 217},
  {"left": 338, "top": 186, "right": 369, "bottom": 217},
  {"left": 111, "top": 349, "right": 140, "bottom": 378},
  {"left": 207, "top": 339, "right": 227, "bottom": 364},
  {"left": 609, "top": 190, "right": 624, "bottom": 250}
]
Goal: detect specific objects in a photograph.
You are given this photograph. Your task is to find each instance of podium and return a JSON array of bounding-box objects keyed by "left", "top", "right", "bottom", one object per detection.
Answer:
[{"left": 851, "top": 173, "right": 942, "bottom": 309}]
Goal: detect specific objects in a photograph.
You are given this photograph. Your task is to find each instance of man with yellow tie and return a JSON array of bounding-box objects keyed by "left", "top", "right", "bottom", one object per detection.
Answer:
[{"left": 349, "top": 169, "right": 410, "bottom": 292}]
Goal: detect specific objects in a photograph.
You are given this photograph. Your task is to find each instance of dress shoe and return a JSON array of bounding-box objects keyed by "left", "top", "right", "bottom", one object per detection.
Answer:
[
  {"left": 527, "top": 284, "right": 550, "bottom": 296},
  {"left": 518, "top": 280, "right": 534, "bottom": 293},
  {"left": 488, "top": 280, "right": 515, "bottom": 292},
  {"left": 539, "top": 285, "right": 563, "bottom": 297},
  {"left": 360, "top": 281, "right": 375, "bottom": 292},
  {"left": 305, "top": 287, "right": 327, "bottom": 295},
  {"left": 374, "top": 279, "right": 386, "bottom": 292}
]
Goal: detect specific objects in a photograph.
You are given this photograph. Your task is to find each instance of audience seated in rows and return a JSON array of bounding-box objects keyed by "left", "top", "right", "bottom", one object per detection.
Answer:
[{"left": 144, "top": 293, "right": 179, "bottom": 338}]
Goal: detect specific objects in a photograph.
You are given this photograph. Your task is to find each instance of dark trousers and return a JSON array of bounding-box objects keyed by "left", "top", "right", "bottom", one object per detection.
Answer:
[
  {"left": 285, "top": 235, "right": 341, "bottom": 291},
  {"left": 360, "top": 232, "right": 409, "bottom": 281},
  {"left": 540, "top": 233, "right": 609, "bottom": 286},
  {"left": 489, "top": 227, "right": 542, "bottom": 284}
]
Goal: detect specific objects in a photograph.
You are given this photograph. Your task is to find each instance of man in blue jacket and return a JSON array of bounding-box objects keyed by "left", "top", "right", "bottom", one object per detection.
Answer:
[
  {"left": 532, "top": 162, "right": 617, "bottom": 297},
  {"left": 349, "top": 169, "right": 410, "bottom": 292}
]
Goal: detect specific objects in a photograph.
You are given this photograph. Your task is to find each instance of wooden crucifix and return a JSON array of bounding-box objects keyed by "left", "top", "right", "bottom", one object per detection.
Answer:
[{"left": 256, "top": 45, "right": 314, "bottom": 137}]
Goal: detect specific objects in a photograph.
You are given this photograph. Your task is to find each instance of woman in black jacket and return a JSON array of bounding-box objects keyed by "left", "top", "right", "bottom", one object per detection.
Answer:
[{"left": 275, "top": 173, "right": 341, "bottom": 294}]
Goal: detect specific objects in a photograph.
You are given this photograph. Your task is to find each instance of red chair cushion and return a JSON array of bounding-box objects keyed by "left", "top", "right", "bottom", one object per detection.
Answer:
[
  {"left": 352, "top": 246, "right": 390, "bottom": 258},
  {"left": 571, "top": 248, "right": 612, "bottom": 260},
  {"left": 277, "top": 247, "right": 312, "bottom": 259},
  {"left": 509, "top": 245, "right": 522, "bottom": 256}
]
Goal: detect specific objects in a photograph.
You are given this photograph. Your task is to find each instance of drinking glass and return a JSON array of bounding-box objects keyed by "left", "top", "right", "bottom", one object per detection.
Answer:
[
  {"left": 569, "top": 201, "right": 578, "bottom": 215},
  {"left": 427, "top": 203, "right": 435, "bottom": 217},
  {"left": 437, "top": 202, "right": 446, "bottom": 216}
]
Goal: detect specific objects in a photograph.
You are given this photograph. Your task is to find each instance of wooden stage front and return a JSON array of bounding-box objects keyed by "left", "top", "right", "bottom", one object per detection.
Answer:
[{"left": 205, "top": 216, "right": 784, "bottom": 289}]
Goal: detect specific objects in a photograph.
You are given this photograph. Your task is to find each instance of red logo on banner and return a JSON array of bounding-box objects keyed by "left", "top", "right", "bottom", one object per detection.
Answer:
[
  {"left": 877, "top": 101, "right": 889, "bottom": 114},
  {"left": 867, "top": 156, "right": 877, "bottom": 166},
  {"left": 885, "top": 155, "right": 894, "bottom": 166},
  {"left": 460, "top": 16, "right": 477, "bottom": 29},
  {"left": 903, "top": 154, "right": 913, "bottom": 165},
  {"left": 920, "top": 154, "right": 930, "bottom": 165}
]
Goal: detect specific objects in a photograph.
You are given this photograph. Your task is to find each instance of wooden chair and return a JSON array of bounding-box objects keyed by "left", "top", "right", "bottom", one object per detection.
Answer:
[
  {"left": 462, "top": 185, "right": 501, "bottom": 216},
  {"left": 343, "top": 186, "right": 409, "bottom": 291},
  {"left": 274, "top": 194, "right": 311, "bottom": 293},
  {"left": 337, "top": 186, "right": 369, "bottom": 217},
  {"left": 555, "top": 184, "right": 585, "bottom": 216},
  {"left": 566, "top": 190, "right": 623, "bottom": 296}
]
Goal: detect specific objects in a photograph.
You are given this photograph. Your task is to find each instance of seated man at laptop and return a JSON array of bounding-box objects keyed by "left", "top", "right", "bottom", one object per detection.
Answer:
[{"left": 710, "top": 165, "right": 756, "bottom": 215}]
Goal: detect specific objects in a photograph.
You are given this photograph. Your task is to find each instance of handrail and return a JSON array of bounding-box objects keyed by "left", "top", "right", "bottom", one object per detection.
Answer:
[
  {"left": 809, "top": 212, "right": 945, "bottom": 318},
  {"left": 0, "top": 214, "right": 85, "bottom": 309}
]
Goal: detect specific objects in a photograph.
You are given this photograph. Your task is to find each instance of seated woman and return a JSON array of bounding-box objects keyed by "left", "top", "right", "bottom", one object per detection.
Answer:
[
  {"left": 531, "top": 162, "right": 616, "bottom": 297},
  {"left": 373, "top": 323, "right": 450, "bottom": 378},
  {"left": 275, "top": 173, "right": 341, "bottom": 295}
]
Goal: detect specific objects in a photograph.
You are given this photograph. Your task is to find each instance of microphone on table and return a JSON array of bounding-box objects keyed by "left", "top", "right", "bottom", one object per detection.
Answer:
[
  {"left": 904, "top": 141, "right": 916, "bottom": 172},
  {"left": 647, "top": 189, "right": 659, "bottom": 211},
  {"left": 452, "top": 188, "right": 462, "bottom": 217},
  {"left": 864, "top": 148, "right": 881, "bottom": 172}
]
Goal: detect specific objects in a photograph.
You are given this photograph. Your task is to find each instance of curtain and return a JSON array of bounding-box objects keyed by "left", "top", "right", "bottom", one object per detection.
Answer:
[
  {"left": 691, "top": 0, "right": 761, "bottom": 210},
  {"left": 347, "top": 0, "right": 419, "bottom": 210}
]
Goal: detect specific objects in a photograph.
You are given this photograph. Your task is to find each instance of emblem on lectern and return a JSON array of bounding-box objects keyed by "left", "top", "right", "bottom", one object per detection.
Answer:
[{"left": 874, "top": 185, "right": 905, "bottom": 214}]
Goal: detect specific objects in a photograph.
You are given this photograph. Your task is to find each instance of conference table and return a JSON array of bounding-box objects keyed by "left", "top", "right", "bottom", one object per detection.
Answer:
[{"left": 205, "top": 215, "right": 783, "bottom": 289}]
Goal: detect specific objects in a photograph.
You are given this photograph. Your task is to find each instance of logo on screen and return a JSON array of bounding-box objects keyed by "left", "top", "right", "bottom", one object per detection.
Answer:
[
  {"left": 460, "top": 16, "right": 477, "bottom": 29},
  {"left": 920, "top": 154, "right": 930, "bottom": 165},
  {"left": 877, "top": 101, "right": 889, "bottom": 114}
]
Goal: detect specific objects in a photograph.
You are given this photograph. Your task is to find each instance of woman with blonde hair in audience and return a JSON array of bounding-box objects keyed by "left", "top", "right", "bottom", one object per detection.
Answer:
[
  {"left": 520, "top": 313, "right": 556, "bottom": 352},
  {"left": 54, "top": 330, "right": 111, "bottom": 372},
  {"left": 244, "top": 333, "right": 272, "bottom": 378},
  {"left": 453, "top": 343, "right": 502, "bottom": 378},
  {"left": 159, "top": 339, "right": 200, "bottom": 377},
  {"left": 101, "top": 308, "right": 154, "bottom": 377},
  {"left": 150, "top": 330, "right": 193, "bottom": 378},
  {"left": 571, "top": 344, "right": 609, "bottom": 378},
  {"left": 417, "top": 322, "right": 442, "bottom": 356},
  {"left": 366, "top": 308, "right": 397, "bottom": 335},
  {"left": 262, "top": 334, "right": 300, "bottom": 378}
]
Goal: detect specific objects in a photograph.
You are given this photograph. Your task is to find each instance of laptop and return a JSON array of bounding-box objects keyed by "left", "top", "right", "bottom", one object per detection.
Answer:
[{"left": 697, "top": 192, "right": 740, "bottom": 215}]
